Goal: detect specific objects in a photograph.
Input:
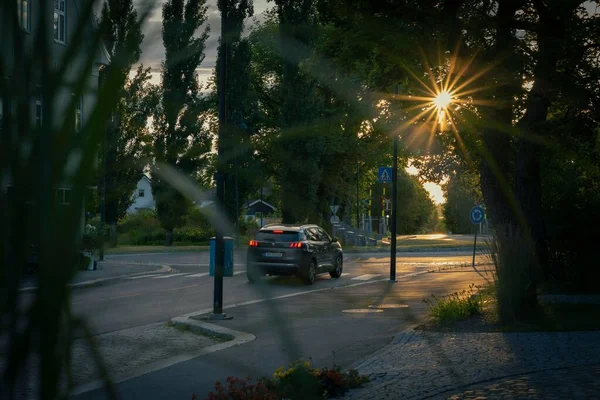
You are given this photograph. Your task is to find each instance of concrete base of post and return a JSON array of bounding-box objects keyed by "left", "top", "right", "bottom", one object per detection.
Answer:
[{"left": 202, "top": 313, "right": 233, "bottom": 321}]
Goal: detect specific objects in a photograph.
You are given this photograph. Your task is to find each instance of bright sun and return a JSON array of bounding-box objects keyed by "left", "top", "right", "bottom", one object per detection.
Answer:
[{"left": 433, "top": 91, "right": 452, "bottom": 110}]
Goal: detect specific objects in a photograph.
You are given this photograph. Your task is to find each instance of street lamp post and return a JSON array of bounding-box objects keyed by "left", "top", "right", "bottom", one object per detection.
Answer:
[
  {"left": 211, "top": 0, "right": 230, "bottom": 320},
  {"left": 389, "top": 85, "right": 453, "bottom": 282}
]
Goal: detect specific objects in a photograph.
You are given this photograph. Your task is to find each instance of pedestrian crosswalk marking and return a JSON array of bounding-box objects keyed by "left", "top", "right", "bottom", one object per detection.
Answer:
[
  {"left": 153, "top": 273, "right": 189, "bottom": 279},
  {"left": 186, "top": 272, "right": 209, "bottom": 278},
  {"left": 351, "top": 274, "right": 382, "bottom": 281},
  {"left": 125, "top": 274, "right": 164, "bottom": 280}
]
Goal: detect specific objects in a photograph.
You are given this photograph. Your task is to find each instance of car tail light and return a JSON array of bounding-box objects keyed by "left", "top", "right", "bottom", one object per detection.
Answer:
[
  {"left": 249, "top": 240, "right": 258, "bottom": 247},
  {"left": 273, "top": 230, "right": 284, "bottom": 234},
  {"left": 289, "top": 242, "right": 304, "bottom": 249}
]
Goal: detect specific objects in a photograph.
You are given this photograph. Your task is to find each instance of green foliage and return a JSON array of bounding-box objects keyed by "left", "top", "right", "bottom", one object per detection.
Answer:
[
  {"left": 423, "top": 284, "right": 483, "bottom": 325},
  {"left": 153, "top": 0, "right": 212, "bottom": 244},
  {"left": 394, "top": 171, "right": 435, "bottom": 234},
  {"left": 118, "top": 208, "right": 214, "bottom": 245},
  {"left": 442, "top": 172, "right": 480, "bottom": 234},
  {"left": 82, "top": 217, "right": 108, "bottom": 253},
  {"left": 104, "top": 67, "right": 159, "bottom": 228},
  {"left": 118, "top": 209, "right": 161, "bottom": 233},
  {"left": 1, "top": 0, "right": 150, "bottom": 397},
  {"left": 100, "top": 0, "right": 151, "bottom": 242}
]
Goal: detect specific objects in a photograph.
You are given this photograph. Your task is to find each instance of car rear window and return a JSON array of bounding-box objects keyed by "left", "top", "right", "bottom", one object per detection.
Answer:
[{"left": 256, "top": 231, "right": 301, "bottom": 242}]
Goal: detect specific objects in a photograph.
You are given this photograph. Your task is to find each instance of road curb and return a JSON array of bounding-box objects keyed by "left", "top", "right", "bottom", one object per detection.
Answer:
[
  {"left": 18, "top": 265, "right": 173, "bottom": 293},
  {"left": 170, "top": 315, "right": 256, "bottom": 344},
  {"left": 70, "top": 317, "right": 256, "bottom": 397}
]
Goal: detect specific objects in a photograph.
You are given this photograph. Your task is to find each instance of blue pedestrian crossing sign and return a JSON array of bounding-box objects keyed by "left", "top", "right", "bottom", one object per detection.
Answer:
[
  {"left": 470, "top": 205, "right": 485, "bottom": 224},
  {"left": 378, "top": 167, "right": 393, "bottom": 183}
]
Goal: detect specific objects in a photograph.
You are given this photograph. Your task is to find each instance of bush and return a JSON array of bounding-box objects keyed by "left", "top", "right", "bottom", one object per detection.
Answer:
[
  {"left": 117, "top": 209, "right": 215, "bottom": 245},
  {"left": 81, "top": 216, "right": 107, "bottom": 253},
  {"left": 186, "top": 207, "right": 214, "bottom": 230},
  {"left": 204, "top": 360, "right": 369, "bottom": 400},
  {"left": 487, "top": 225, "right": 539, "bottom": 323},
  {"left": 424, "top": 284, "right": 483, "bottom": 325},
  {"left": 174, "top": 226, "right": 213, "bottom": 244},
  {"left": 118, "top": 209, "right": 161, "bottom": 234}
]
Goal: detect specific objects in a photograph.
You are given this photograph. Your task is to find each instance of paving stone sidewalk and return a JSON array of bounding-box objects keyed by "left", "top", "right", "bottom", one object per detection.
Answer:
[{"left": 345, "top": 330, "right": 600, "bottom": 400}]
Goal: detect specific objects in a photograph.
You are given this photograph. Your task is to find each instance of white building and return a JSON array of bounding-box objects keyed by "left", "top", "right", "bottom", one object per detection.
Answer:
[
  {"left": 127, "top": 174, "right": 155, "bottom": 214},
  {"left": 127, "top": 175, "right": 216, "bottom": 214}
]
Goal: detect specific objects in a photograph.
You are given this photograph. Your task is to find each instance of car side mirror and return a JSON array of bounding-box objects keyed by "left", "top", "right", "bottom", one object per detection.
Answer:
[{"left": 331, "top": 237, "right": 338, "bottom": 242}]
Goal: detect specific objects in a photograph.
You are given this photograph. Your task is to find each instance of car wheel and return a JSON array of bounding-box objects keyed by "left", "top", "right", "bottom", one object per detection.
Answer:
[
  {"left": 329, "top": 254, "right": 343, "bottom": 278},
  {"left": 304, "top": 259, "right": 317, "bottom": 285},
  {"left": 247, "top": 264, "right": 260, "bottom": 283}
]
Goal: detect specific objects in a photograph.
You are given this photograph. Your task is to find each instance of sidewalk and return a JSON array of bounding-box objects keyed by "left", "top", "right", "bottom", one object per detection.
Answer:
[
  {"left": 20, "top": 261, "right": 168, "bottom": 292},
  {"left": 344, "top": 329, "right": 600, "bottom": 399}
]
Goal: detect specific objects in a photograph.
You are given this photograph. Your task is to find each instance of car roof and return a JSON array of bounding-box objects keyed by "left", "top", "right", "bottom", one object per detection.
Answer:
[{"left": 259, "top": 224, "right": 319, "bottom": 232}]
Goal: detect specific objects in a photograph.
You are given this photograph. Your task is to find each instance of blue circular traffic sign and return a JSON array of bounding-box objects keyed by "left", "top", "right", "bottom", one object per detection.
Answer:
[{"left": 470, "top": 206, "right": 485, "bottom": 225}]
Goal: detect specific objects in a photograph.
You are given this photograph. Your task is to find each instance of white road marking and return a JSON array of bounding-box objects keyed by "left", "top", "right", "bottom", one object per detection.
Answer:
[
  {"left": 341, "top": 273, "right": 350, "bottom": 277},
  {"left": 153, "top": 273, "right": 189, "bottom": 279},
  {"left": 351, "top": 274, "right": 382, "bottom": 281},
  {"left": 178, "top": 271, "right": 430, "bottom": 319},
  {"left": 124, "top": 274, "right": 164, "bottom": 280},
  {"left": 185, "top": 272, "right": 209, "bottom": 278},
  {"left": 233, "top": 270, "right": 246, "bottom": 275}
]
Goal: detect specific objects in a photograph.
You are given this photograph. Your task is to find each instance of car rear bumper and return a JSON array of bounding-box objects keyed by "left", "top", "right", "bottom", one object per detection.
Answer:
[
  {"left": 247, "top": 250, "right": 311, "bottom": 276},
  {"left": 252, "top": 262, "right": 302, "bottom": 276}
]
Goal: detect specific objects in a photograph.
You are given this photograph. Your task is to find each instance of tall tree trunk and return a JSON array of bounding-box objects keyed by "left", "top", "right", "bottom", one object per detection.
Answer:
[
  {"left": 109, "top": 222, "right": 117, "bottom": 247},
  {"left": 478, "top": 0, "right": 523, "bottom": 231},
  {"left": 515, "top": 1, "right": 574, "bottom": 281},
  {"left": 165, "top": 229, "right": 174, "bottom": 246}
]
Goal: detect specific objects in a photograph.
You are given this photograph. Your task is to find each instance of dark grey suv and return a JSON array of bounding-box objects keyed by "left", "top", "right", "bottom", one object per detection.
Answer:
[{"left": 246, "top": 224, "right": 343, "bottom": 284}]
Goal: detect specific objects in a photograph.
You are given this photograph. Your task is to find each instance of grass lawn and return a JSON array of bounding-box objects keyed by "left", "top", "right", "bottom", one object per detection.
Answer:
[
  {"left": 105, "top": 245, "right": 210, "bottom": 254},
  {"left": 106, "top": 235, "right": 488, "bottom": 254}
]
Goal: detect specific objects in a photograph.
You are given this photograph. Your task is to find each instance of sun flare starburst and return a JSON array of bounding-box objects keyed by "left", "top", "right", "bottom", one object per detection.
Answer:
[{"left": 389, "top": 47, "right": 494, "bottom": 154}]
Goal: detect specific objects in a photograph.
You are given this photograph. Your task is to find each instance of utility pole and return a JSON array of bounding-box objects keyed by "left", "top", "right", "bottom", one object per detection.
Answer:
[
  {"left": 211, "top": 0, "right": 230, "bottom": 320},
  {"left": 99, "top": 120, "right": 107, "bottom": 263},
  {"left": 356, "top": 162, "right": 360, "bottom": 230},
  {"left": 389, "top": 83, "right": 399, "bottom": 283}
]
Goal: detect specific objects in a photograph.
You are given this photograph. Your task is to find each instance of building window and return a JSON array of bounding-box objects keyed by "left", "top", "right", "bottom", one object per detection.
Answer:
[
  {"left": 75, "top": 96, "right": 82, "bottom": 132},
  {"left": 54, "top": 0, "right": 66, "bottom": 43},
  {"left": 57, "top": 188, "right": 72, "bottom": 205},
  {"left": 138, "top": 189, "right": 145, "bottom": 198},
  {"left": 18, "top": 0, "right": 31, "bottom": 32},
  {"left": 35, "top": 91, "right": 42, "bottom": 128}
]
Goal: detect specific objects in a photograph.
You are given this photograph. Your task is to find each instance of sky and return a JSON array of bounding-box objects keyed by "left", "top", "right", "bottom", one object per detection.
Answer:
[{"left": 134, "top": 0, "right": 273, "bottom": 83}]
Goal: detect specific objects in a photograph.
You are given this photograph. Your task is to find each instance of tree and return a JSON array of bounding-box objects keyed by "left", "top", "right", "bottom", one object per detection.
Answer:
[
  {"left": 214, "top": 0, "right": 257, "bottom": 226},
  {"left": 105, "top": 66, "right": 159, "bottom": 237},
  {"left": 152, "top": 0, "right": 211, "bottom": 245},
  {"left": 394, "top": 170, "right": 435, "bottom": 234},
  {"left": 443, "top": 172, "right": 479, "bottom": 234},
  {"left": 100, "top": 0, "right": 145, "bottom": 246}
]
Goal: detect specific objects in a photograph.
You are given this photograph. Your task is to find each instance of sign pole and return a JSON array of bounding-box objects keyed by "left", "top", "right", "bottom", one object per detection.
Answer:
[
  {"left": 472, "top": 224, "right": 478, "bottom": 269},
  {"left": 469, "top": 205, "right": 485, "bottom": 270},
  {"left": 389, "top": 83, "right": 399, "bottom": 283},
  {"left": 209, "top": 0, "right": 231, "bottom": 320}
]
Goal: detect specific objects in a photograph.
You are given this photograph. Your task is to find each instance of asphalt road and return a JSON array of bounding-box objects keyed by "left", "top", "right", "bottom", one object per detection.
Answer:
[{"left": 63, "top": 251, "right": 491, "bottom": 399}]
